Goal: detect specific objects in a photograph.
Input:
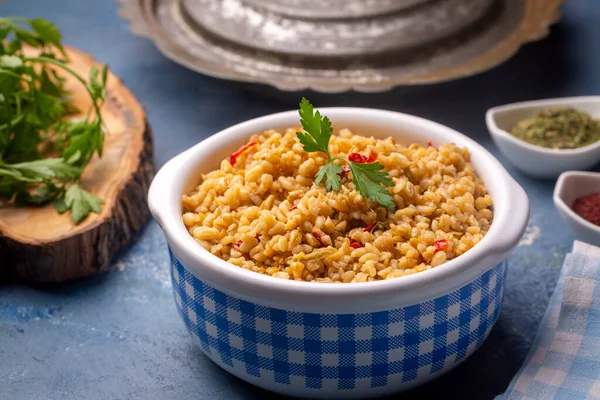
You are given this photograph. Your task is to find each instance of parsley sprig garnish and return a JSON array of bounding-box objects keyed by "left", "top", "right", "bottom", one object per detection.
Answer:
[
  {"left": 0, "top": 17, "right": 107, "bottom": 223},
  {"left": 296, "top": 98, "right": 395, "bottom": 210}
]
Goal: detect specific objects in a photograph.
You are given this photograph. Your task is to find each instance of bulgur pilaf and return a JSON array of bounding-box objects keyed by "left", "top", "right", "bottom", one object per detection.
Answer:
[{"left": 182, "top": 128, "right": 493, "bottom": 283}]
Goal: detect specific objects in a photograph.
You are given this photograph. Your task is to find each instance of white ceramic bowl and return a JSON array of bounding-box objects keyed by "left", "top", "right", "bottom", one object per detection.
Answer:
[
  {"left": 554, "top": 171, "right": 600, "bottom": 245},
  {"left": 486, "top": 96, "right": 600, "bottom": 179},
  {"left": 149, "top": 108, "right": 529, "bottom": 398}
]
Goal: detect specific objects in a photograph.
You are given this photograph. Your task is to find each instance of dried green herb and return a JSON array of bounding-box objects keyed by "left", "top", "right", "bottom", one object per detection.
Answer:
[{"left": 510, "top": 107, "right": 600, "bottom": 149}]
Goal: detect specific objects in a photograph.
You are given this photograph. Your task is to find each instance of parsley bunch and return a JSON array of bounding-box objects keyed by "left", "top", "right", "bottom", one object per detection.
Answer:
[
  {"left": 296, "top": 98, "right": 395, "bottom": 210},
  {"left": 0, "top": 17, "right": 107, "bottom": 223}
]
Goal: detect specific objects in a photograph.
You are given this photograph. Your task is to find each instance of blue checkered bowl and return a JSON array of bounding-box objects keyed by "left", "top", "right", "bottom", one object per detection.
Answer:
[{"left": 149, "top": 108, "right": 529, "bottom": 398}]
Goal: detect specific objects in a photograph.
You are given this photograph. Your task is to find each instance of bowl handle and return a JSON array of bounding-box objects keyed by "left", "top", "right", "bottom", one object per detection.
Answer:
[
  {"left": 147, "top": 149, "right": 192, "bottom": 230},
  {"left": 490, "top": 177, "right": 530, "bottom": 255}
]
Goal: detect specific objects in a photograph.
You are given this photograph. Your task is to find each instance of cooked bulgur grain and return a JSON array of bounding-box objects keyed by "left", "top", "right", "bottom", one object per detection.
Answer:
[{"left": 182, "top": 128, "right": 493, "bottom": 283}]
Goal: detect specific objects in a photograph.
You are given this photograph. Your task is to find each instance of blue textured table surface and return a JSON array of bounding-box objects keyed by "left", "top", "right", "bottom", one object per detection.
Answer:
[{"left": 0, "top": 1, "right": 598, "bottom": 399}]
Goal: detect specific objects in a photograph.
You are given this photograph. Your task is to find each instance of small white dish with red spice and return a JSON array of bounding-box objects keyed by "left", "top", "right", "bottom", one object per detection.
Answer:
[{"left": 554, "top": 171, "right": 600, "bottom": 245}]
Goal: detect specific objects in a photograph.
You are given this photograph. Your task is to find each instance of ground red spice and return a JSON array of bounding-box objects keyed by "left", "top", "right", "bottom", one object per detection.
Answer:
[{"left": 572, "top": 193, "right": 600, "bottom": 226}]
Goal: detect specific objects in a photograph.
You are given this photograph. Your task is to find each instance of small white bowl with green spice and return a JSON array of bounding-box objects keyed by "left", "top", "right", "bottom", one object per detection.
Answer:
[{"left": 486, "top": 96, "right": 600, "bottom": 179}]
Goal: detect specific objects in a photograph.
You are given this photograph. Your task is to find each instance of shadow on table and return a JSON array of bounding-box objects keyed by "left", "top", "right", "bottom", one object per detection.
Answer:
[
  {"left": 188, "top": 346, "right": 275, "bottom": 399},
  {"left": 399, "top": 315, "right": 523, "bottom": 399},
  {"left": 0, "top": 214, "right": 152, "bottom": 294}
]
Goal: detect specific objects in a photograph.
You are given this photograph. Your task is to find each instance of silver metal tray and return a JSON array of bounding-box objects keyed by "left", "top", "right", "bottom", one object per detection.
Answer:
[
  {"left": 181, "top": 0, "right": 496, "bottom": 57},
  {"left": 117, "top": 0, "right": 563, "bottom": 92}
]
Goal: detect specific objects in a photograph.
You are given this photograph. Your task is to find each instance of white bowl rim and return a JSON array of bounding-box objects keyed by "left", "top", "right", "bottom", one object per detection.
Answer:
[
  {"left": 553, "top": 171, "right": 600, "bottom": 234},
  {"left": 149, "top": 107, "right": 529, "bottom": 312},
  {"left": 486, "top": 96, "right": 600, "bottom": 157}
]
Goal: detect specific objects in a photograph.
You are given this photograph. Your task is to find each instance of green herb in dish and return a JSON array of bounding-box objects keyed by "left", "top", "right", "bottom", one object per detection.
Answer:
[
  {"left": 295, "top": 98, "right": 395, "bottom": 210},
  {"left": 0, "top": 17, "right": 107, "bottom": 223},
  {"left": 509, "top": 107, "right": 600, "bottom": 149}
]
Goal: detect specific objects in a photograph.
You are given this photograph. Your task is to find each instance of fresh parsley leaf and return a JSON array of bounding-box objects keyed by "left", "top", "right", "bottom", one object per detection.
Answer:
[
  {"left": 66, "top": 149, "right": 81, "bottom": 164},
  {"left": 0, "top": 55, "right": 23, "bottom": 68},
  {"left": 31, "top": 91, "right": 67, "bottom": 128},
  {"left": 315, "top": 162, "right": 342, "bottom": 191},
  {"left": 12, "top": 25, "right": 40, "bottom": 47},
  {"left": 53, "top": 196, "right": 68, "bottom": 213},
  {"left": 6, "top": 39, "right": 22, "bottom": 54},
  {"left": 4, "top": 158, "right": 80, "bottom": 181},
  {"left": 0, "top": 70, "right": 20, "bottom": 94},
  {"left": 64, "top": 184, "right": 103, "bottom": 224},
  {"left": 22, "top": 182, "right": 62, "bottom": 204},
  {"left": 2, "top": 126, "right": 42, "bottom": 163},
  {"left": 295, "top": 98, "right": 396, "bottom": 210},
  {"left": 89, "top": 66, "right": 105, "bottom": 101},
  {"left": 40, "top": 68, "right": 63, "bottom": 97},
  {"left": 349, "top": 161, "right": 394, "bottom": 186},
  {"left": 62, "top": 125, "right": 93, "bottom": 165},
  {"left": 101, "top": 65, "right": 108, "bottom": 87},
  {"left": 0, "top": 17, "right": 107, "bottom": 223},
  {"left": 94, "top": 124, "right": 104, "bottom": 156},
  {"left": 0, "top": 26, "right": 9, "bottom": 41},
  {"left": 0, "top": 174, "right": 24, "bottom": 199},
  {"left": 296, "top": 97, "right": 333, "bottom": 157},
  {"left": 0, "top": 167, "right": 27, "bottom": 181},
  {"left": 349, "top": 162, "right": 395, "bottom": 210},
  {"left": 29, "top": 19, "right": 64, "bottom": 55}
]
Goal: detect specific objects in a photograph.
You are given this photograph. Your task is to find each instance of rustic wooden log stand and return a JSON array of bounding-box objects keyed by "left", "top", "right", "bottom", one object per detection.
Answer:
[{"left": 0, "top": 46, "right": 154, "bottom": 282}]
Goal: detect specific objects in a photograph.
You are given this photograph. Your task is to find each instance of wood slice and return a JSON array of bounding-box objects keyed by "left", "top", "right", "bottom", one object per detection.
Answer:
[{"left": 0, "top": 46, "right": 154, "bottom": 282}]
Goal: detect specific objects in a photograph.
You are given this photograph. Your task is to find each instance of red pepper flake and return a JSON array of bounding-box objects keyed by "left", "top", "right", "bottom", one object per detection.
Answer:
[
  {"left": 312, "top": 231, "right": 326, "bottom": 248},
  {"left": 232, "top": 240, "right": 243, "bottom": 248},
  {"left": 255, "top": 234, "right": 261, "bottom": 240},
  {"left": 348, "top": 150, "right": 377, "bottom": 164},
  {"left": 364, "top": 220, "right": 377, "bottom": 233},
  {"left": 229, "top": 141, "right": 257, "bottom": 166},
  {"left": 340, "top": 164, "right": 350, "bottom": 177},
  {"left": 572, "top": 193, "right": 600, "bottom": 226},
  {"left": 426, "top": 141, "right": 432, "bottom": 147},
  {"left": 291, "top": 205, "right": 298, "bottom": 211},
  {"left": 349, "top": 239, "right": 362, "bottom": 249},
  {"left": 348, "top": 152, "right": 367, "bottom": 163},
  {"left": 366, "top": 150, "right": 377, "bottom": 163},
  {"left": 433, "top": 239, "right": 448, "bottom": 253}
]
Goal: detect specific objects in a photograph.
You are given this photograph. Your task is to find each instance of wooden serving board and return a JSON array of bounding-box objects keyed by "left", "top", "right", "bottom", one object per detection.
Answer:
[{"left": 0, "top": 46, "right": 154, "bottom": 282}]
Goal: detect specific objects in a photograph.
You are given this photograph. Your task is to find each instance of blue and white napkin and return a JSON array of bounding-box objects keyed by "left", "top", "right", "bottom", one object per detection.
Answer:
[{"left": 500, "top": 241, "right": 600, "bottom": 399}]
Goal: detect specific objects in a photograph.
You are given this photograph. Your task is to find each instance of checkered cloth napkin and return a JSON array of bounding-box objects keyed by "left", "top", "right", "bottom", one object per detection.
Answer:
[{"left": 499, "top": 241, "right": 600, "bottom": 400}]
